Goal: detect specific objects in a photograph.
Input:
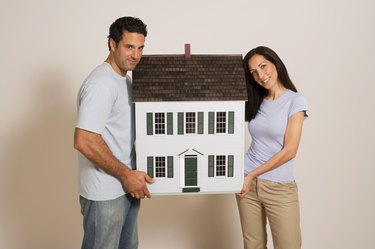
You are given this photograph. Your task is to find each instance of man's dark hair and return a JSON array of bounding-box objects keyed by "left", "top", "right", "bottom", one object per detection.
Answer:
[{"left": 107, "top": 16, "right": 147, "bottom": 50}]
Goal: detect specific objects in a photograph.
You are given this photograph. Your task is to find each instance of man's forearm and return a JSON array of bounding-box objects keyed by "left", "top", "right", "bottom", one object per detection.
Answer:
[
  {"left": 74, "top": 127, "right": 153, "bottom": 198},
  {"left": 74, "top": 128, "right": 130, "bottom": 179}
]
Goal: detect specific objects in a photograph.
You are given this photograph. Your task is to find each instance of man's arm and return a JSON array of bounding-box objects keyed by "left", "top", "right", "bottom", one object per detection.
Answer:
[{"left": 74, "top": 127, "right": 154, "bottom": 199}]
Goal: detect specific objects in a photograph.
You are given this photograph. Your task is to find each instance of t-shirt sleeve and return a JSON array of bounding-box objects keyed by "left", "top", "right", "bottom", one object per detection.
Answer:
[
  {"left": 289, "top": 93, "right": 308, "bottom": 119},
  {"left": 76, "top": 80, "right": 115, "bottom": 134}
]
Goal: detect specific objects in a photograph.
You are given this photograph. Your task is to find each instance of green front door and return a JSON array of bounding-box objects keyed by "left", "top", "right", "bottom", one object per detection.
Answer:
[{"left": 185, "top": 156, "right": 197, "bottom": 186}]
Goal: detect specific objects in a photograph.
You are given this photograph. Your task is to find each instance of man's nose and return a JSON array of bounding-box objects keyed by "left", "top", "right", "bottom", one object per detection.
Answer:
[{"left": 132, "top": 49, "right": 141, "bottom": 59}]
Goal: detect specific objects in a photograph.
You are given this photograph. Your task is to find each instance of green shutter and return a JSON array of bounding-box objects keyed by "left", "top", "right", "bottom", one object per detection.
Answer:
[
  {"left": 147, "top": 157, "right": 154, "bottom": 178},
  {"left": 208, "top": 112, "right": 214, "bottom": 134},
  {"left": 228, "top": 111, "right": 234, "bottom": 134},
  {"left": 178, "top": 112, "right": 184, "bottom": 135},
  {"left": 228, "top": 155, "right": 234, "bottom": 177},
  {"left": 147, "top": 113, "right": 153, "bottom": 135},
  {"left": 198, "top": 112, "right": 204, "bottom": 134},
  {"left": 208, "top": 155, "right": 214, "bottom": 177},
  {"left": 167, "top": 112, "right": 173, "bottom": 135},
  {"left": 167, "top": 156, "right": 173, "bottom": 178}
]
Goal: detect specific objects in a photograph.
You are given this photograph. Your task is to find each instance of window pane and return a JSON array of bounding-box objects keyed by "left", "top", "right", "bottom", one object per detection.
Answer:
[
  {"left": 216, "top": 112, "right": 226, "bottom": 133},
  {"left": 185, "top": 112, "right": 196, "bottom": 134},
  {"left": 155, "top": 156, "right": 166, "bottom": 178},
  {"left": 216, "top": 155, "right": 226, "bottom": 176},
  {"left": 155, "top": 113, "right": 165, "bottom": 134}
]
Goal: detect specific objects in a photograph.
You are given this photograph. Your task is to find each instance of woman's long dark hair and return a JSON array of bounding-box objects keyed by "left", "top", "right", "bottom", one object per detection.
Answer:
[{"left": 243, "top": 46, "right": 297, "bottom": 121}]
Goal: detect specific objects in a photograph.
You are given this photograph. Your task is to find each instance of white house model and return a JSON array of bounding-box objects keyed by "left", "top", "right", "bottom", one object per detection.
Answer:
[{"left": 132, "top": 45, "right": 247, "bottom": 195}]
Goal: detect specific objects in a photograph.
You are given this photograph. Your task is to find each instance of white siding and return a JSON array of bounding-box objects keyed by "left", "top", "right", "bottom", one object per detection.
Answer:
[{"left": 135, "top": 101, "right": 245, "bottom": 195}]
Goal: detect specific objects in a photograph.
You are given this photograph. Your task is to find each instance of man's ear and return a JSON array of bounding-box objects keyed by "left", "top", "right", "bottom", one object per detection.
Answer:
[{"left": 109, "top": 38, "right": 117, "bottom": 51}]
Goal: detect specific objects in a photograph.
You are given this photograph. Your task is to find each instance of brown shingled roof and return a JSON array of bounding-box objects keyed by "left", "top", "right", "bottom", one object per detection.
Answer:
[{"left": 132, "top": 54, "right": 247, "bottom": 102}]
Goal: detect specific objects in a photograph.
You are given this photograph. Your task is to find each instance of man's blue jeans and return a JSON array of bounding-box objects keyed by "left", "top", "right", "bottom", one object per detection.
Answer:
[{"left": 80, "top": 194, "right": 140, "bottom": 249}]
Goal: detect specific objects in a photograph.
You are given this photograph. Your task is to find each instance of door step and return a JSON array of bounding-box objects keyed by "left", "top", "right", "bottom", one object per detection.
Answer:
[{"left": 182, "top": 187, "right": 200, "bottom": 193}]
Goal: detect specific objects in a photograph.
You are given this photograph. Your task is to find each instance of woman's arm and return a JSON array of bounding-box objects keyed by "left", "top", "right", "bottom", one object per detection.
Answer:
[{"left": 238, "top": 111, "right": 305, "bottom": 197}]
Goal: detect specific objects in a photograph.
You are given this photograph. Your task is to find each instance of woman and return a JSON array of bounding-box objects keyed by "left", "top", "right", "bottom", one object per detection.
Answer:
[{"left": 237, "top": 46, "right": 308, "bottom": 249}]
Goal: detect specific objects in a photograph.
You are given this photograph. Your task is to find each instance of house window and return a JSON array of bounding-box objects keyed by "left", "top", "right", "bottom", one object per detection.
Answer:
[
  {"left": 216, "top": 155, "right": 226, "bottom": 176},
  {"left": 147, "top": 156, "right": 174, "bottom": 178},
  {"left": 216, "top": 112, "right": 226, "bottom": 133},
  {"left": 185, "top": 112, "right": 196, "bottom": 134},
  {"left": 155, "top": 113, "right": 165, "bottom": 135},
  {"left": 208, "top": 111, "right": 235, "bottom": 134},
  {"left": 178, "top": 112, "right": 204, "bottom": 135},
  {"left": 147, "top": 112, "right": 173, "bottom": 135},
  {"left": 208, "top": 155, "right": 234, "bottom": 177},
  {"left": 155, "top": 156, "right": 166, "bottom": 178}
]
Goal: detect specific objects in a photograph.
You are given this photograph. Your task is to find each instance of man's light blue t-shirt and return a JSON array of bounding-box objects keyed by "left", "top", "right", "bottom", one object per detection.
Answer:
[{"left": 76, "top": 62, "right": 135, "bottom": 201}]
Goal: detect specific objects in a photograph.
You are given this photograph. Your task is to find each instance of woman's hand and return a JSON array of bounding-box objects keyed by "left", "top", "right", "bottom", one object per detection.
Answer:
[{"left": 237, "top": 174, "right": 254, "bottom": 198}]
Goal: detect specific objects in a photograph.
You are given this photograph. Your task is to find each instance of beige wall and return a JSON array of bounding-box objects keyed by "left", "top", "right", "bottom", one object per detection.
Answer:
[{"left": 1, "top": 0, "right": 374, "bottom": 248}]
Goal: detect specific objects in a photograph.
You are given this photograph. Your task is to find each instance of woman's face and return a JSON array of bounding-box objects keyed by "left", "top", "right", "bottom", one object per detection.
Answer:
[{"left": 248, "top": 54, "right": 279, "bottom": 90}]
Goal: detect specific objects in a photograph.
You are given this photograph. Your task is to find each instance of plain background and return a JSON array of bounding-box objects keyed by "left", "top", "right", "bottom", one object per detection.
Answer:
[{"left": 1, "top": 0, "right": 374, "bottom": 248}]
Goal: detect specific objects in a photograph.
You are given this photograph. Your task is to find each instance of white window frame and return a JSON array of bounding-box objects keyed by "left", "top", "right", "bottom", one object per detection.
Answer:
[
  {"left": 215, "top": 112, "right": 227, "bottom": 134},
  {"left": 154, "top": 112, "right": 166, "bottom": 135},
  {"left": 155, "top": 156, "right": 166, "bottom": 178},
  {"left": 215, "top": 155, "right": 227, "bottom": 177},
  {"left": 185, "top": 112, "right": 197, "bottom": 135}
]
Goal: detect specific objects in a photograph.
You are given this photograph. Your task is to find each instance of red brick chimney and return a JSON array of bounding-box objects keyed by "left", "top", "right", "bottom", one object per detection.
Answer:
[{"left": 185, "top": 43, "right": 191, "bottom": 59}]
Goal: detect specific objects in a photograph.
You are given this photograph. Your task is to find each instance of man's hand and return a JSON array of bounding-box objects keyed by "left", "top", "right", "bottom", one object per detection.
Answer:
[{"left": 120, "top": 169, "right": 154, "bottom": 199}]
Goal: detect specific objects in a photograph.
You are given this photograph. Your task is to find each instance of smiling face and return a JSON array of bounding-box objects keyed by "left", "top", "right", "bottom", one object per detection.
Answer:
[
  {"left": 248, "top": 54, "right": 280, "bottom": 91},
  {"left": 109, "top": 31, "right": 145, "bottom": 76}
]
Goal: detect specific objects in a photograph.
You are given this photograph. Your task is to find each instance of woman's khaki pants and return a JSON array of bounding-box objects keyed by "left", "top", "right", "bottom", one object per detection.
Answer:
[{"left": 236, "top": 178, "right": 301, "bottom": 249}]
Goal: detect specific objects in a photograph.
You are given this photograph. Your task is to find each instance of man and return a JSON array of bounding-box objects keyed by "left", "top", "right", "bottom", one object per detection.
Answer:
[{"left": 74, "top": 16, "right": 154, "bottom": 249}]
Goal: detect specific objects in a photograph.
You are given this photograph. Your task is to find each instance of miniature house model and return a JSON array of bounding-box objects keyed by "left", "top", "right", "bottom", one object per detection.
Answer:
[{"left": 132, "top": 44, "right": 247, "bottom": 195}]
